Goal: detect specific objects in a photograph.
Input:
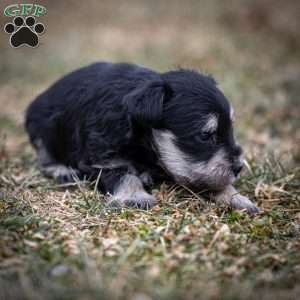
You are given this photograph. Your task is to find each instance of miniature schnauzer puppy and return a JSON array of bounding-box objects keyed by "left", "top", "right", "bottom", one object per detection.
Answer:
[{"left": 25, "top": 62, "right": 260, "bottom": 214}]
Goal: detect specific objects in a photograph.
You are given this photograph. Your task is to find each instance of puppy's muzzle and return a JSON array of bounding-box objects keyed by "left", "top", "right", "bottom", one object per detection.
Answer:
[
  {"left": 231, "top": 144, "right": 243, "bottom": 177},
  {"left": 232, "top": 161, "right": 243, "bottom": 177}
]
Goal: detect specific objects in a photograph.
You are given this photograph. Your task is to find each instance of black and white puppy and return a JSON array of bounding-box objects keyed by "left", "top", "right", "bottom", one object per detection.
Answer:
[{"left": 25, "top": 62, "right": 260, "bottom": 214}]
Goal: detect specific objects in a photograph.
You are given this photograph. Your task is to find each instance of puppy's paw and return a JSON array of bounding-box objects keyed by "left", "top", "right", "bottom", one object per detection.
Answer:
[
  {"left": 108, "top": 192, "right": 157, "bottom": 210},
  {"left": 123, "top": 194, "right": 157, "bottom": 209},
  {"left": 230, "top": 194, "right": 261, "bottom": 215},
  {"left": 42, "top": 164, "right": 80, "bottom": 183},
  {"left": 139, "top": 171, "right": 154, "bottom": 186},
  {"left": 215, "top": 185, "right": 261, "bottom": 215}
]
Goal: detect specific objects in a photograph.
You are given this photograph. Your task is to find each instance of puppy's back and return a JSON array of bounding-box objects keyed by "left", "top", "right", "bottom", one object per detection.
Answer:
[{"left": 25, "top": 62, "right": 158, "bottom": 161}]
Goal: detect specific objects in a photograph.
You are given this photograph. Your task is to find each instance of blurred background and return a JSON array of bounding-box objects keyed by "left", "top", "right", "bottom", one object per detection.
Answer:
[{"left": 0, "top": 0, "right": 299, "bottom": 160}]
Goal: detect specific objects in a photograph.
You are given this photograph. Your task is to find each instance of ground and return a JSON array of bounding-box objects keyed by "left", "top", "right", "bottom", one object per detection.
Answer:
[{"left": 0, "top": 1, "right": 300, "bottom": 299}]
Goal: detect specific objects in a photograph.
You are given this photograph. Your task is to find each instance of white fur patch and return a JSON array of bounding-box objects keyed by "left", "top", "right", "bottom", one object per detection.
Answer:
[
  {"left": 152, "top": 130, "right": 191, "bottom": 182},
  {"left": 152, "top": 129, "right": 234, "bottom": 189},
  {"left": 203, "top": 114, "right": 218, "bottom": 132}
]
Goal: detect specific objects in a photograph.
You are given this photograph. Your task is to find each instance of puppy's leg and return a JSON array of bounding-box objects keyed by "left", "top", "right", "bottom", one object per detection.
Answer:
[
  {"left": 99, "top": 167, "right": 156, "bottom": 209},
  {"left": 35, "top": 139, "right": 80, "bottom": 183},
  {"left": 112, "top": 174, "right": 157, "bottom": 209},
  {"left": 139, "top": 171, "right": 154, "bottom": 187},
  {"left": 214, "top": 185, "right": 260, "bottom": 214}
]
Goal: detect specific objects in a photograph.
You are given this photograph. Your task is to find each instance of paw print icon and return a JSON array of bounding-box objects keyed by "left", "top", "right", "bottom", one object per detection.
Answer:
[{"left": 4, "top": 16, "right": 45, "bottom": 48}]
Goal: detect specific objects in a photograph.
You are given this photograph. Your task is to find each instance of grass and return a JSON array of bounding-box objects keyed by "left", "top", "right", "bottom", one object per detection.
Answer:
[
  {"left": 1, "top": 152, "right": 299, "bottom": 300},
  {"left": 0, "top": 1, "right": 300, "bottom": 299}
]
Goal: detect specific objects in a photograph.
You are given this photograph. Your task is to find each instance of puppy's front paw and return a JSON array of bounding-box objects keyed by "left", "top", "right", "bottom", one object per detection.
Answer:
[
  {"left": 230, "top": 194, "right": 261, "bottom": 215},
  {"left": 139, "top": 171, "right": 154, "bottom": 186},
  {"left": 215, "top": 185, "right": 261, "bottom": 215},
  {"left": 108, "top": 192, "right": 157, "bottom": 210},
  {"left": 123, "top": 193, "right": 157, "bottom": 209}
]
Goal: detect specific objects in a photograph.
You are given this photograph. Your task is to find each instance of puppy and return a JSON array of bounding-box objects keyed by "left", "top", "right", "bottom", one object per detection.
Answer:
[{"left": 25, "top": 62, "right": 260, "bottom": 214}]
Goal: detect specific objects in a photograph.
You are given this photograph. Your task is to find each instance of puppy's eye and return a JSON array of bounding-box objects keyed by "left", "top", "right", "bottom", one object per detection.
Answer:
[
  {"left": 200, "top": 132, "right": 211, "bottom": 141},
  {"left": 196, "top": 132, "right": 216, "bottom": 144}
]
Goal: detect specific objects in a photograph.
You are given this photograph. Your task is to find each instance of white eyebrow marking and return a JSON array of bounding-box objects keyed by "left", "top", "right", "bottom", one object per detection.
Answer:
[
  {"left": 230, "top": 105, "right": 235, "bottom": 121},
  {"left": 202, "top": 114, "right": 218, "bottom": 132}
]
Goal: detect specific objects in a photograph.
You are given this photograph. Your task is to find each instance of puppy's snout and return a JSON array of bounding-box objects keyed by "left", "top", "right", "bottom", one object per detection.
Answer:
[{"left": 232, "top": 161, "right": 243, "bottom": 176}]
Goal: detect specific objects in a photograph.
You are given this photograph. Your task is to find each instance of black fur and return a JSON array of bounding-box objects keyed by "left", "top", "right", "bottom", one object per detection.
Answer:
[{"left": 25, "top": 62, "right": 242, "bottom": 199}]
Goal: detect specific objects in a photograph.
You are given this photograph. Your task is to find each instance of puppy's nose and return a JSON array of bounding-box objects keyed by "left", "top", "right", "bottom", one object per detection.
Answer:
[
  {"left": 233, "top": 144, "right": 243, "bottom": 157},
  {"left": 232, "top": 162, "right": 243, "bottom": 176}
]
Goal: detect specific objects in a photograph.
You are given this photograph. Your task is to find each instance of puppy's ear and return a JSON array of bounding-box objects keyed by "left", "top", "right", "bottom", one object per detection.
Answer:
[{"left": 123, "top": 80, "right": 172, "bottom": 128}]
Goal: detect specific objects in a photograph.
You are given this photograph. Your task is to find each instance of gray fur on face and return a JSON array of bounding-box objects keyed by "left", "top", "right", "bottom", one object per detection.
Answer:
[
  {"left": 152, "top": 130, "right": 234, "bottom": 190},
  {"left": 192, "top": 149, "right": 235, "bottom": 189}
]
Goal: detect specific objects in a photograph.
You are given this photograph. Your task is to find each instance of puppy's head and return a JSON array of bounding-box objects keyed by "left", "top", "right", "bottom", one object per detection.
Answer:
[{"left": 123, "top": 69, "right": 243, "bottom": 192}]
